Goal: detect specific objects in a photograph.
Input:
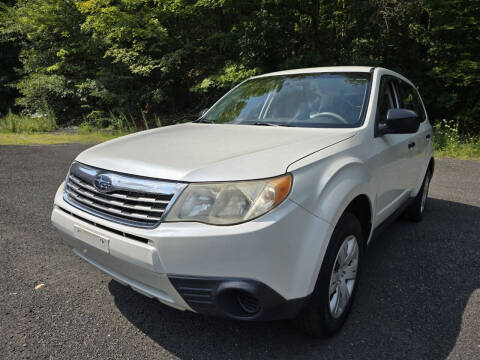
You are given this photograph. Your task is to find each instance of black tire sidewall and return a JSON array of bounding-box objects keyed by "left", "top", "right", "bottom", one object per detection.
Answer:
[
  {"left": 297, "top": 212, "right": 364, "bottom": 337},
  {"left": 320, "top": 213, "right": 364, "bottom": 334},
  {"left": 404, "top": 169, "right": 431, "bottom": 221},
  {"left": 420, "top": 171, "right": 431, "bottom": 214}
]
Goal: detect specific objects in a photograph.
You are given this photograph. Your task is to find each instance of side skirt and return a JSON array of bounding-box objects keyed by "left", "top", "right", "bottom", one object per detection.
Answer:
[{"left": 369, "top": 198, "right": 413, "bottom": 243}]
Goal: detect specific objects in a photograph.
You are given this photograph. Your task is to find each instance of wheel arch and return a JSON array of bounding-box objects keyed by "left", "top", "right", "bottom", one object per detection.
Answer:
[
  {"left": 343, "top": 194, "right": 373, "bottom": 245},
  {"left": 294, "top": 159, "right": 375, "bottom": 294},
  {"left": 312, "top": 160, "right": 375, "bottom": 231},
  {"left": 305, "top": 191, "right": 373, "bottom": 299}
]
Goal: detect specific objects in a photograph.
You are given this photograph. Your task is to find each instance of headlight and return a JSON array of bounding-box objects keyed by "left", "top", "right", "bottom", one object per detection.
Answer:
[{"left": 165, "top": 174, "right": 292, "bottom": 225}]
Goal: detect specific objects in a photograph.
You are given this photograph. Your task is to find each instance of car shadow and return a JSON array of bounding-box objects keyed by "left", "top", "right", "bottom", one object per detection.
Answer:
[{"left": 108, "top": 197, "right": 480, "bottom": 359}]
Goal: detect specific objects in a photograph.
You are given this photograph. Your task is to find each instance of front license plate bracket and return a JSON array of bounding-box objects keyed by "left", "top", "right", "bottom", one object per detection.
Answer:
[{"left": 73, "top": 224, "right": 110, "bottom": 253}]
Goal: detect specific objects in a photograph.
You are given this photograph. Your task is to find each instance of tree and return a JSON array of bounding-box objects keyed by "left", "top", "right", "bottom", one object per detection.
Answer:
[
  {"left": 0, "top": 0, "right": 21, "bottom": 114},
  {"left": 426, "top": 0, "right": 480, "bottom": 132},
  {"left": 0, "top": 0, "right": 478, "bottom": 132}
]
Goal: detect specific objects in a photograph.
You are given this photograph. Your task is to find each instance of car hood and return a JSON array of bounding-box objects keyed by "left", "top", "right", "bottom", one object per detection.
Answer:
[{"left": 76, "top": 123, "right": 356, "bottom": 182}]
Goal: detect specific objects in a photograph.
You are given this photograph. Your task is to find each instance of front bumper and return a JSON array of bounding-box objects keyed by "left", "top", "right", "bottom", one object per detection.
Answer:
[
  {"left": 168, "top": 275, "right": 309, "bottom": 320},
  {"left": 51, "top": 182, "right": 332, "bottom": 320}
]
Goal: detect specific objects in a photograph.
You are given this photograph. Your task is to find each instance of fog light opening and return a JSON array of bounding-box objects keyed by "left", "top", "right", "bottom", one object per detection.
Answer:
[{"left": 236, "top": 290, "right": 261, "bottom": 315}]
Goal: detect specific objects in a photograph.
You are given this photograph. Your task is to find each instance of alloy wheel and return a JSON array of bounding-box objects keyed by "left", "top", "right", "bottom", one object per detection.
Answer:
[{"left": 328, "top": 235, "right": 359, "bottom": 319}]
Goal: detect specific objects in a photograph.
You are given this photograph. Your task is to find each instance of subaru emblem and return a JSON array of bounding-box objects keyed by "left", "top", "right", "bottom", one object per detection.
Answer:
[{"left": 94, "top": 174, "right": 113, "bottom": 192}]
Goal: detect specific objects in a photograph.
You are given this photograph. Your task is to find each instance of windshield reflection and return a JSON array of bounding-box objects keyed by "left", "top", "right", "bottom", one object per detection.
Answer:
[{"left": 203, "top": 72, "right": 371, "bottom": 128}]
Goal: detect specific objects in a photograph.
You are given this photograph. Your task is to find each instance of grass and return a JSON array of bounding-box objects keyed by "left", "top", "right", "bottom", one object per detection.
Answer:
[
  {"left": 433, "top": 119, "right": 480, "bottom": 161},
  {"left": 0, "top": 131, "right": 127, "bottom": 145},
  {"left": 0, "top": 110, "right": 57, "bottom": 133},
  {"left": 0, "top": 114, "right": 479, "bottom": 161},
  {"left": 2, "top": 128, "right": 478, "bottom": 162},
  {"left": 0, "top": 110, "right": 130, "bottom": 145},
  {"left": 434, "top": 142, "right": 480, "bottom": 161}
]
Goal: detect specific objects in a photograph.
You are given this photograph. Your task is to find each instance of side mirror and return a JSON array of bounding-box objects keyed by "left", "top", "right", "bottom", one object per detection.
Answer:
[{"left": 378, "top": 109, "right": 420, "bottom": 135}]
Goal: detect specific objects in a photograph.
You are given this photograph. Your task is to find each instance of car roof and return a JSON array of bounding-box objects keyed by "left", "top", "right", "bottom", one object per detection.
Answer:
[{"left": 251, "top": 66, "right": 374, "bottom": 79}]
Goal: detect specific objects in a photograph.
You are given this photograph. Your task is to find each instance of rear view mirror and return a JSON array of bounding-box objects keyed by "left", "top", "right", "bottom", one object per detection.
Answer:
[{"left": 378, "top": 109, "right": 420, "bottom": 135}]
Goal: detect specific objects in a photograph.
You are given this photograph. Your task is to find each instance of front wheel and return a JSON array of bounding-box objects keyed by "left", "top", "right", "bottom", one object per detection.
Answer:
[{"left": 295, "top": 212, "right": 364, "bottom": 337}]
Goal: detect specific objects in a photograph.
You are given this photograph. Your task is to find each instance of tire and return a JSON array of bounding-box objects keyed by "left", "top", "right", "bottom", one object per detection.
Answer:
[
  {"left": 294, "top": 212, "right": 364, "bottom": 337},
  {"left": 403, "top": 169, "right": 431, "bottom": 222}
]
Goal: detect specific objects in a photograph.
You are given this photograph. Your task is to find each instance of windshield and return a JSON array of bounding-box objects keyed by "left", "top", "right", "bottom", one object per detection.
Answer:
[{"left": 203, "top": 72, "right": 371, "bottom": 128}]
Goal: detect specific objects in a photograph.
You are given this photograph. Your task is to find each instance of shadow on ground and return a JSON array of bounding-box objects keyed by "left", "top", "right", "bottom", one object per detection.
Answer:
[{"left": 109, "top": 197, "right": 480, "bottom": 360}]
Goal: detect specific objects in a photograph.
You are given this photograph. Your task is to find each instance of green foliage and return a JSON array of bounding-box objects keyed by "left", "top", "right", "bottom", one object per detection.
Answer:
[
  {"left": 0, "top": 131, "right": 128, "bottom": 145},
  {"left": 0, "top": 1, "right": 21, "bottom": 114},
  {"left": 80, "top": 109, "right": 137, "bottom": 132},
  {"left": 0, "top": 0, "right": 479, "bottom": 134},
  {"left": 426, "top": 0, "right": 480, "bottom": 133},
  {"left": 190, "top": 62, "right": 259, "bottom": 105},
  {"left": 15, "top": 74, "right": 76, "bottom": 118},
  {"left": 0, "top": 109, "right": 56, "bottom": 133},
  {"left": 0, "top": 39, "right": 20, "bottom": 115},
  {"left": 434, "top": 119, "right": 480, "bottom": 160}
]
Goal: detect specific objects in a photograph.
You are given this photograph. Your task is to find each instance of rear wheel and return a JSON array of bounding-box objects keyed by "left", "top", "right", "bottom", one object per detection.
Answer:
[
  {"left": 403, "top": 170, "right": 431, "bottom": 222},
  {"left": 295, "top": 212, "right": 364, "bottom": 337}
]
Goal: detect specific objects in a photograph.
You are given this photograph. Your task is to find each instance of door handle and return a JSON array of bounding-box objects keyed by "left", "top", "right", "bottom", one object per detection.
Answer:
[
  {"left": 426, "top": 134, "right": 431, "bottom": 139},
  {"left": 408, "top": 141, "right": 415, "bottom": 149}
]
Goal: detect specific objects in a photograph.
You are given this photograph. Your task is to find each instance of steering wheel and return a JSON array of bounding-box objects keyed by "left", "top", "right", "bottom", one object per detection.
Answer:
[{"left": 309, "top": 112, "right": 348, "bottom": 124}]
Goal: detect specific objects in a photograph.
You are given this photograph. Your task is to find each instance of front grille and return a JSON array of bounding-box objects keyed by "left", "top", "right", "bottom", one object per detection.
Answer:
[{"left": 64, "top": 162, "right": 186, "bottom": 228}]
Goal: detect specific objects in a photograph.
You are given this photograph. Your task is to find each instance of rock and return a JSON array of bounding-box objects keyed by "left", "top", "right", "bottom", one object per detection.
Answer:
[{"left": 34, "top": 283, "right": 45, "bottom": 290}]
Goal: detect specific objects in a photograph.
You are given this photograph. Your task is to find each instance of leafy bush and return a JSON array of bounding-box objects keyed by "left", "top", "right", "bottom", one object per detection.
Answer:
[
  {"left": 79, "top": 110, "right": 140, "bottom": 133},
  {"left": 434, "top": 119, "right": 480, "bottom": 160},
  {"left": 15, "top": 74, "right": 78, "bottom": 123}
]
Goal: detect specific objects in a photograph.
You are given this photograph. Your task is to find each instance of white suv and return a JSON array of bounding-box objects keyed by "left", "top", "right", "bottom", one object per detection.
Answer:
[{"left": 51, "top": 66, "right": 433, "bottom": 337}]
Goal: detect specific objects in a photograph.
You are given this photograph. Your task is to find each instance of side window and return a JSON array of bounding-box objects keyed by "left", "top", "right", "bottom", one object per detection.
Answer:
[
  {"left": 377, "top": 77, "right": 396, "bottom": 124},
  {"left": 397, "top": 81, "right": 426, "bottom": 122}
]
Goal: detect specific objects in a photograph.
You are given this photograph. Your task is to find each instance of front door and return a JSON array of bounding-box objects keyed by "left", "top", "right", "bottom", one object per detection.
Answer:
[
  {"left": 395, "top": 79, "right": 430, "bottom": 187},
  {"left": 371, "top": 76, "right": 415, "bottom": 226}
]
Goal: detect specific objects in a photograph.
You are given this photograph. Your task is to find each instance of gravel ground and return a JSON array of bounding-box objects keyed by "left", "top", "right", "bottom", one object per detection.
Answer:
[{"left": 0, "top": 144, "right": 479, "bottom": 360}]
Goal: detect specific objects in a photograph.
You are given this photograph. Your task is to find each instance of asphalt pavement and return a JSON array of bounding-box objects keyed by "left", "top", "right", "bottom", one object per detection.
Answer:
[{"left": 0, "top": 144, "right": 479, "bottom": 359}]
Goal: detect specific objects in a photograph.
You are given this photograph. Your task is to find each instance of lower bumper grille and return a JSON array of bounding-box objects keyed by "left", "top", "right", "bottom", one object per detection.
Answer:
[
  {"left": 64, "top": 162, "right": 186, "bottom": 228},
  {"left": 168, "top": 276, "right": 308, "bottom": 321}
]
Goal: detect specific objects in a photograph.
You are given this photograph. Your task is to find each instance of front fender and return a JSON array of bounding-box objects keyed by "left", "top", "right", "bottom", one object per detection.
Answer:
[
  {"left": 288, "top": 154, "right": 375, "bottom": 230},
  {"left": 287, "top": 153, "right": 375, "bottom": 293}
]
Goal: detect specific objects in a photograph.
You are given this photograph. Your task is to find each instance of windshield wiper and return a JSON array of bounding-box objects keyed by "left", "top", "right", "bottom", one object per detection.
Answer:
[
  {"left": 193, "top": 118, "right": 215, "bottom": 124},
  {"left": 251, "top": 122, "right": 292, "bottom": 127}
]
